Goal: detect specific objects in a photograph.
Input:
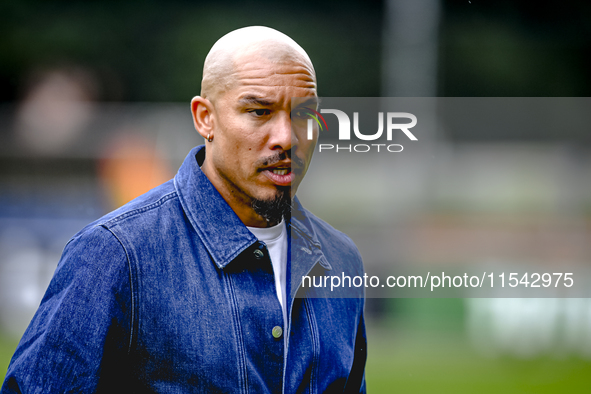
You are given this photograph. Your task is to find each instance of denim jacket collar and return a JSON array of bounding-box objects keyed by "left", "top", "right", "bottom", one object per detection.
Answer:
[
  {"left": 290, "top": 196, "right": 333, "bottom": 269},
  {"left": 289, "top": 197, "right": 320, "bottom": 248},
  {"left": 173, "top": 145, "right": 258, "bottom": 269},
  {"left": 288, "top": 193, "right": 334, "bottom": 304},
  {"left": 173, "top": 145, "right": 333, "bottom": 277}
]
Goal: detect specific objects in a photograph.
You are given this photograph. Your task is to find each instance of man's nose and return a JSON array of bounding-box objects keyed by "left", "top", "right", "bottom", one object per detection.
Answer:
[{"left": 268, "top": 111, "right": 295, "bottom": 151}]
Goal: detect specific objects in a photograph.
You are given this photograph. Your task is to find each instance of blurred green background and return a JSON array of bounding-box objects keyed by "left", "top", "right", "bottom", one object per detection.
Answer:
[
  {"left": 2, "top": 0, "right": 591, "bottom": 392},
  {"left": 2, "top": 0, "right": 591, "bottom": 102}
]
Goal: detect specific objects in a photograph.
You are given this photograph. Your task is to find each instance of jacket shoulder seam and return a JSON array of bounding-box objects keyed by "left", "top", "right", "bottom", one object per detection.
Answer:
[
  {"left": 101, "top": 191, "right": 178, "bottom": 227},
  {"left": 99, "top": 225, "right": 136, "bottom": 355}
]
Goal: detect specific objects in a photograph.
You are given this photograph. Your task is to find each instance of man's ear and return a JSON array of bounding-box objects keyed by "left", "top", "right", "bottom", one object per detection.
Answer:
[{"left": 191, "top": 96, "right": 215, "bottom": 139}]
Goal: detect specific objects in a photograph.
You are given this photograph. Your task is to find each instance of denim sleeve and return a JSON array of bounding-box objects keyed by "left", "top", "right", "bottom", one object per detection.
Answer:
[
  {"left": 346, "top": 309, "right": 367, "bottom": 393},
  {"left": 1, "top": 225, "right": 133, "bottom": 393}
]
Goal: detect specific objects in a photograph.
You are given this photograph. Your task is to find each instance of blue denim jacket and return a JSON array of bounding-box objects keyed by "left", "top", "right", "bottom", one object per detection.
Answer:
[{"left": 2, "top": 145, "right": 366, "bottom": 393}]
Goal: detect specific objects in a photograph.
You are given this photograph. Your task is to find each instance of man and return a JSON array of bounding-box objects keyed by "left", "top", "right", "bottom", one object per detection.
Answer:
[{"left": 1, "top": 26, "right": 366, "bottom": 393}]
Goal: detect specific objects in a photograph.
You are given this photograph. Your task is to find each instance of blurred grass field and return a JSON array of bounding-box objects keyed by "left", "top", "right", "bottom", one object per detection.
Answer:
[
  {"left": 2, "top": 299, "right": 591, "bottom": 392},
  {"left": 0, "top": 335, "right": 18, "bottom": 384},
  {"left": 366, "top": 298, "right": 591, "bottom": 393},
  {"left": 366, "top": 324, "right": 591, "bottom": 393}
]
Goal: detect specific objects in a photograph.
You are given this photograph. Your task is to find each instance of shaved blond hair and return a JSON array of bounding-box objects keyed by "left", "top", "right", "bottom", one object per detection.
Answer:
[{"left": 201, "top": 26, "right": 316, "bottom": 101}]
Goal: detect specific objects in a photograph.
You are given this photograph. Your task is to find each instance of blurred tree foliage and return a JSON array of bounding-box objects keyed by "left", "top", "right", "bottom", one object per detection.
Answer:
[
  {"left": 0, "top": 0, "right": 383, "bottom": 101},
  {"left": 0, "top": 0, "right": 590, "bottom": 102},
  {"left": 441, "top": 0, "right": 591, "bottom": 96}
]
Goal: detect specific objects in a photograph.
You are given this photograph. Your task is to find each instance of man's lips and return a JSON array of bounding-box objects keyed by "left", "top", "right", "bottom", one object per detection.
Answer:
[
  {"left": 256, "top": 151, "right": 305, "bottom": 187},
  {"left": 261, "top": 167, "right": 295, "bottom": 186}
]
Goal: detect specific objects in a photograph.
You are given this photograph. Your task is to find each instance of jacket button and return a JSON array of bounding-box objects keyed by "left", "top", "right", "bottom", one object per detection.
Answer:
[
  {"left": 253, "top": 249, "right": 264, "bottom": 259},
  {"left": 272, "top": 326, "right": 283, "bottom": 339}
]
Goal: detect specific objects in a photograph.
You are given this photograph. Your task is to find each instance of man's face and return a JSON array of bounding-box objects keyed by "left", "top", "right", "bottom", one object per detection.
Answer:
[{"left": 205, "top": 52, "right": 318, "bottom": 225}]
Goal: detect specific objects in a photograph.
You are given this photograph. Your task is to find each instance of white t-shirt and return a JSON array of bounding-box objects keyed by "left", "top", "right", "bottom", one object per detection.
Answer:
[{"left": 247, "top": 219, "right": 288, "bottom": 330}]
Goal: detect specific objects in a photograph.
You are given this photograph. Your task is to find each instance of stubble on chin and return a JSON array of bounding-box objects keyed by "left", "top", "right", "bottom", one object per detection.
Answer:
[{"left": 251, "top": 186, "right": 292, "bottom": 226}]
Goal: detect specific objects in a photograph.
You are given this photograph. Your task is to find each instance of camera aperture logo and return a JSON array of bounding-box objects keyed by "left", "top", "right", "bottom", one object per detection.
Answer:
[{"left": 299, "top": 106, "right": 418, "bottom": 153}]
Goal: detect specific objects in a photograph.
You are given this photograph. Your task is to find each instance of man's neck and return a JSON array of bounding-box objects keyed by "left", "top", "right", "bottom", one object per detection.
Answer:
[{"left": 199, "top": 159, "right": 278, "bottom": 228}]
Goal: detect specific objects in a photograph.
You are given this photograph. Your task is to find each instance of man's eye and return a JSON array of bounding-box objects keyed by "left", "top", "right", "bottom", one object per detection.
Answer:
[
  {"left": 290, "top": 110, "right": 305, "bottom": 119},
  {"left": 250, "top": 109, "right": 271, "bottom": 116}
]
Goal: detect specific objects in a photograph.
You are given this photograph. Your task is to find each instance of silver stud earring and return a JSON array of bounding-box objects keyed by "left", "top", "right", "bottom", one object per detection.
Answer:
[{"left": 207, "top": 133, "right": 213, "bottom": 142}]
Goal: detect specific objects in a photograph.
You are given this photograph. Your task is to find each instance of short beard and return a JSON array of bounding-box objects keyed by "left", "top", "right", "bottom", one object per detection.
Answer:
[{"left": 251, "top": 186, "right": 292, "bottom": 226}]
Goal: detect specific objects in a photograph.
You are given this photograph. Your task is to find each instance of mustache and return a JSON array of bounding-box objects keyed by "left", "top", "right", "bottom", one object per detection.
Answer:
[{"left": 257, "top": 150, "right": 304, "bottom": 171}]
